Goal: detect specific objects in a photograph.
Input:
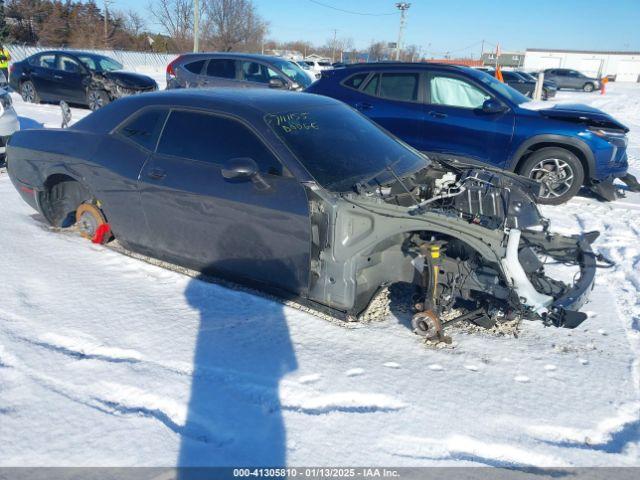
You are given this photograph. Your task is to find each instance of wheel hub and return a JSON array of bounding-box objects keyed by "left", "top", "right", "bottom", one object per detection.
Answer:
[{"left": 529, "top": 158, "right": 575, "bottom": 198}]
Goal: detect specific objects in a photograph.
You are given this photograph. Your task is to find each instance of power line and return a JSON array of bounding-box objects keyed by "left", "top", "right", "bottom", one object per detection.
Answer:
[{"left": 308, "top": 0, "right": 398, "bottom": 16}]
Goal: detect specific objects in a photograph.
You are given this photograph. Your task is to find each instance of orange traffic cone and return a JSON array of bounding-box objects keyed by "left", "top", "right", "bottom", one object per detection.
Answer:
[
  {"left": 600, "top": 77, "right": 608, "bottom": 95},
  {"left": 495, "top": 65, "right": 504, "bottom": 82}
]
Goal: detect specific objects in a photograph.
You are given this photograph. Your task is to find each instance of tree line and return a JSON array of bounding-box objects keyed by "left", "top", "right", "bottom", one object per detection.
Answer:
[{"left": 0, "top": 0, "right": 421, "bottom": 61}]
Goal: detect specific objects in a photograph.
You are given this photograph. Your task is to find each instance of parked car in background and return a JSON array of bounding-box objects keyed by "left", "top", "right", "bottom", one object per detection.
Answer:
[
  {"left": 292, "top": 60, "right": 319, "bottom": 82},
  {"left": 9, "top": 51, "right": 158, "bottom": 111},
  {"left": 301, "top": 59, "right": 332, "bottom": 74},
  {"left": 6, "top": 88, "right": 599, "bottom": 333},
  {"left": 0, "top": 88, "right": 19, "bottom": 165},
  {"left": 166, "top": 53, "right": 313, "bottom": 91},
  {"left": 307, "top": 63, "right": 637, "bottom": 204},
  {"left": 543, "top": 68, "right": 600, "bottom": 92},
  {"left": 486, "top": 69, "right": 557, "bottom": 99}
]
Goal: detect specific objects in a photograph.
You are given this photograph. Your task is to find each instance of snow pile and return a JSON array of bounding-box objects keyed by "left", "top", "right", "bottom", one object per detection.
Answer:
[{"left": 0, "top": 83, "right": 639, "bottom": 467}]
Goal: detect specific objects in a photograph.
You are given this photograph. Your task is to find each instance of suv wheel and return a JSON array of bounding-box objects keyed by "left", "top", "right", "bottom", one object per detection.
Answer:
[
  {"left": 519, "top": 147, "right": 584, "bottom": 205},
  {"left": 583, "top": 82, "right": 595, "bottom": 92},
  {"left": 20, "top": 80, "right": 39, "bottom": 103}
]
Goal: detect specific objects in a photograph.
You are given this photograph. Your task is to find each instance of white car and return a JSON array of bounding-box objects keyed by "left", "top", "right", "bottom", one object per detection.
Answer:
[
  {"left": 0, "top": 90, "right": 20, "bottom": 162},
  {"left": 292, "top": 60, "right": 319, "bottom": 82},
  {"left": 301, "top": 60, "right": 332, "bottom": 75}
]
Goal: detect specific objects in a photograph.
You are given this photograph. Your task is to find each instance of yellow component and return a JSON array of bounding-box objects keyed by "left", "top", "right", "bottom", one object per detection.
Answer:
[{"left": 430, "top": 245, "right": 440, "bottom": 259}]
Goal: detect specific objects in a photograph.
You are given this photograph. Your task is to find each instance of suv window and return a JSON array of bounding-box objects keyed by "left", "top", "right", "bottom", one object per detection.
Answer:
[
  {"left": 429, "top": 75, "right": 490, "bottom": 109},
  {"left": 362, "top": 74, "right": 379, "bottom": 95},
  {"left": 343, "top": 73, "right": 368, "bottom": 90},
  {"left": 117, "top": 108, "right": 167, "bottom": 151},
  {"left": 157, "top": 110, "right": 283, "bottom": 176},
  {"left": 185, "top": 60, "right": 206, "bottom": 74},
  {"left": 240, "top": 61, "right": 280, "bottom": 84},
  {"left": 379, "top": 73, "right": 419, "bottom": 101},
  {"left": 206, "top": 59, "right": 236, "bottom": 79},
  {"left": 58, "top": 55, "right": 82, "bottom": 73}
]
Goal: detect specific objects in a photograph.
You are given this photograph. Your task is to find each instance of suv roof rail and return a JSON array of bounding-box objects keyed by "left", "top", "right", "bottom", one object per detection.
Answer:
[{"left": 340, "top": 61, "right": 469, "bottom": 69}]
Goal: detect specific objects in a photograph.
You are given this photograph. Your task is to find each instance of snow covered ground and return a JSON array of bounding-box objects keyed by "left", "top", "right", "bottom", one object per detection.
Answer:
[{"left": 0, "top": 80, "right": 639, "bottom": 468}]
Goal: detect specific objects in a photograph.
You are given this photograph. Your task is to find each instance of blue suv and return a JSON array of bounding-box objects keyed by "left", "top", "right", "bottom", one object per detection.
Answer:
[{"left": 307, "top": 63, "right": 638, "bottom": 204}]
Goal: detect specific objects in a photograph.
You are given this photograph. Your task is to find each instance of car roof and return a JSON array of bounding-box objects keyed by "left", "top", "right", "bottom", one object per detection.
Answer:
[
  {"left": 339, "top": 62, "right": 473, "bottom": 72},
  {"left": 73, "top": 88, "right": 343, "bottom": 133},
  {"left": 175, "top": 52, "right": 290, "bottom": 63},
  {"left": 30, "top": 50, "right": 111, "bottom": 57}
]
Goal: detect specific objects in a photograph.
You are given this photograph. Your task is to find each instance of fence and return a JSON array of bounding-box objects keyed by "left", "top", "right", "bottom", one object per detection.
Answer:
[{"left": 6, "top": 44, "right": 178, "bottom": 73}]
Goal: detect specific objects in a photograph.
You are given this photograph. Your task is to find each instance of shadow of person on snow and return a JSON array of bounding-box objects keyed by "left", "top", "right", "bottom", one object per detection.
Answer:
[{"left": 178, "top": 265, "right": 298, "bottom": 469}]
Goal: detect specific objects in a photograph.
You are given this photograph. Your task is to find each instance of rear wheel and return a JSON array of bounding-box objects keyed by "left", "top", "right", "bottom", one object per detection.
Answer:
[
  {"left": 583, "top": 82, "right": 595, "bottom": 92},
  {"left": 87, "top": 89, "right": 110, "bottom": 111},
  {"left": 75, "top": 203, "right": 112, "bottom": 243},
  {"left": 20, "top": 80, "right": 39, "bottom": 103},
  {"left": 518, "top": 147, "right": 584, "bottom": 205}
]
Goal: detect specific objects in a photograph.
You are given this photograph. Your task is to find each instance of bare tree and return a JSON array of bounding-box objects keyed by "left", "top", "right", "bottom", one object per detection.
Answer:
[
  {"left": 148, "top": 0, "right": 193, "bottom": 51},
  {"left": 124, "top": 9, "right": 146, "bottom": 37},
  {"left": 202, "top": 0, "right": 267, "bottom": 52},
  {"left": 368, "top": 41, "right": 386, "bottom": 62}
]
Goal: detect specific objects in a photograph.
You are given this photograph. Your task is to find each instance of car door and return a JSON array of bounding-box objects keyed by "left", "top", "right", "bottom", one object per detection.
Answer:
[
  {"left": 421, "top": 72, "right": 515, "bottom": 167},
  {"left": 29, "top": 53, "right": 57, "bottom": 100},
  {"left": 138, "top": 109, "right": 311, "bottom": 295},
  {"left": 199, "top": 58, "right": 240, "bottom": 88},
  {"left": 550, "top": 69, "right": 569, "bottom": 88},
  {"left": 566, "top": 70, "right": 584, "bottom": 89},
  {"left": 347, "top": 71, "right": 425, "bottom": 150},
  {"left": 55, "top": 55, "right": 88, "bottom": 103}
]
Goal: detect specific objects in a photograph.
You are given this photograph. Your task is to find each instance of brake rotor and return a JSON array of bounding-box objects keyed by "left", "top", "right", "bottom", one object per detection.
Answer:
[
  {"left": 75, "top": 203, "right": 112, "bottom": 243},
  {"left": 411, "top": 310, "right": 443, "bottom": 340}
]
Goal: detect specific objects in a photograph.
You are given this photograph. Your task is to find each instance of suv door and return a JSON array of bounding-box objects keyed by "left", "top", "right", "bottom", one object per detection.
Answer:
[
  {"left": 548, "top": 69, "right": 569, "bottom": 88},
  {"left": 55, "top": 55, "right": 87, "bottom": 103},
  {"left": 200, "top": 58, "right": 239, "bottom": 87},
  {"left": 347, "top": 71, "right": 425, "bottom": 150},
  {"left": 422, "top": 72, "right": 515, "bottom": 167},
  {"left": 565, "top": 70, "right": 584, "bottom": 89},
  {"left": 138, "top": 109, "right": 310, "bottom": 294}
]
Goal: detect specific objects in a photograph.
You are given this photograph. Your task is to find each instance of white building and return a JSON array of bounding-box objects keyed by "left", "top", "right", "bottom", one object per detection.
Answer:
[{"left": 524, "top": 48, "right": 640, "bottom": 82}]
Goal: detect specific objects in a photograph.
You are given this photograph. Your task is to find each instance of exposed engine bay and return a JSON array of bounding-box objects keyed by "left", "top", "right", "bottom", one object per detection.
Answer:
[{"left": 325, "top": 162, "right": 607, "bottom": 342}]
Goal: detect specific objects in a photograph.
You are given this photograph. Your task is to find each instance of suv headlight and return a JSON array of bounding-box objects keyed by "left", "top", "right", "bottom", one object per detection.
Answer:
[{"left": 588, "top": 126, "right": 628, "bottom": 148}]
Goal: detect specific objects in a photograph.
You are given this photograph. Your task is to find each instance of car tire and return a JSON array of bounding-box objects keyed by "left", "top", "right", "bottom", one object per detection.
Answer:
[
  {"left": 583, "top": 82, "right": 595, "bottom": 92},
  {"left": 20, "top": 80, "right": 39, "bottom": 104},
  {"left": 518, "top": 147, "right": 584, "bottom": 205},
  {"left": 87, "top": 89, "right": 110, "bottom": 111}
]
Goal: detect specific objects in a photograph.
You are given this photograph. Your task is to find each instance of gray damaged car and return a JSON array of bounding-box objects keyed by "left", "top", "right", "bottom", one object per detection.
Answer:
[{"left": 7, "top": 89, "right": 603, "bottom": 340}]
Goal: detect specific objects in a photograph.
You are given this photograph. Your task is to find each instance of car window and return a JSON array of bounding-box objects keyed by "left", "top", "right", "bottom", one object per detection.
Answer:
[
  {"left": 362, "top": 74, "right": 379, "bottom": 95},
  {"left": 58, "top": 56, "right": 82, "bottom": 73},
  {"left": 77, "top": 55, "right": 122, "bottom": 72},
  {"left": 36, "top": 54, "right": 56, "bottom": 69},
  {"left": 117, "top": 108, "right": 168, "bottom": 151},
  {"left": 429, "top": 75, "right": 490, "bottom": 109},
  {"left": 157, "top": 110, "right": 283, "bottom": 176},
  {"left": 379, "top": 73, "right": 419, "bottom": 101},
  {"left": 502, "top": 71, "right": 518, "bottom": 81},
  {"left": 241, "top": 61, "right": 279, "bottom": 84},
  {"left": 206, "top": 59, "right": 237, "bottom": 79},
  {"left": 343, "top": 73, "right": 368, "bottom": 90},
  {"left": 184, "top": 60, "right": 206, "bottom": 74}
]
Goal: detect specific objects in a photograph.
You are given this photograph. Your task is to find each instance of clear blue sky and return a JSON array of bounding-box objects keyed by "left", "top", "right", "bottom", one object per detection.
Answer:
[{"left": 111, "top": 0, "right": 640, "bottom": 56}]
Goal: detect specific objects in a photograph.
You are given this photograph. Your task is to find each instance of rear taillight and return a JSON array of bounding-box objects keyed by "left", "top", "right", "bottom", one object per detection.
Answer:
[{"left": 166, "top": 56, "right": 183, "bottom": 78}]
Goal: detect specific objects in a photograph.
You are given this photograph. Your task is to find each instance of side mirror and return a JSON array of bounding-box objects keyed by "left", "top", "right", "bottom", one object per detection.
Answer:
[
  {"left": 221, "top": 157, "right": 258, "bottom": 180},
  {"left": 482, "top": 99, "right": 507, "bottom": 114},
  {"left": 268, "top": 78, "right": 286, "bottom": 89}
]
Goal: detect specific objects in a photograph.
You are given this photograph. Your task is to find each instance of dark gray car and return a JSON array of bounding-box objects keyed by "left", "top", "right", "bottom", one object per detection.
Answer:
[
  {"left": 543, "top": 68, "right": 600, "bottom": 92},
  {"left": 166, "top": 53, "right": 313, "bottom": 91}
]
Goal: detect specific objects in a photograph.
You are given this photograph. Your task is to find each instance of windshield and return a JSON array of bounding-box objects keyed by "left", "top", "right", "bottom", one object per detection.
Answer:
[
  {"left": 265, "top": 104, "right": 429, "bottom": 192},
  {"left": 78, "top": 55, "right": 123, "bottom": 72},
  {"left": 272, "top": 59, "right": 312, "bottom": 88},
  {"left": 473, "top": 70, "right": 531, "bottom": 105}
]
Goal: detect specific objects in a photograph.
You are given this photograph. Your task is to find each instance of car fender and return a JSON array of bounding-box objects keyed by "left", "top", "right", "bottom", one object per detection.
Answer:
[{"left": 507, "top": 134, "right": 595, "bottom": 178}]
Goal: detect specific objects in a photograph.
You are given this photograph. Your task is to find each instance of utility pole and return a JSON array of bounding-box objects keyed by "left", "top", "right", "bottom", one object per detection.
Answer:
[
  {"left": 395, "top": 2, "right": 410, "bottom": 61},
  {"left": 331, "top": 29, "right": 338, "bottom": 63},
  {"left": 193, "top": 0, "right": 200, "bottom": 53},
  {"left": 480, "top": 39, "right": 485, "bottom": 62},
  {"left": 103, "top": 0, "right": 111, "bottom": 48}
]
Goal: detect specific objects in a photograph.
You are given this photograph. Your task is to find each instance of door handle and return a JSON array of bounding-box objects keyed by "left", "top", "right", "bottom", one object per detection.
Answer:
[
  {"left": 428, "top": 111, "right": 447, "bottom": 119},
  {"left": 147, "top": 168, "right": 167, "bottom": 180},
  {"left": 355, "top": 102, "right": 373, "bottom": 110},
  {"left": 54, "top": 74, "right": 63, "bottom": 80}
]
